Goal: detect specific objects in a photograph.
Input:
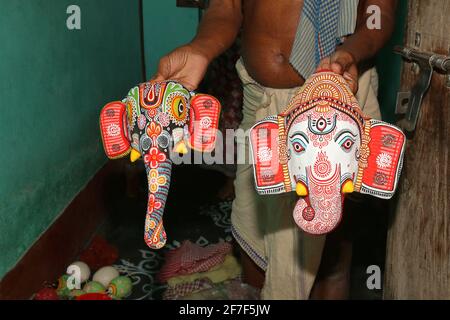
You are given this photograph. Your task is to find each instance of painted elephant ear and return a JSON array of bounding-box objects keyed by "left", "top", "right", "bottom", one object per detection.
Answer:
[
  {"left": 355, "top": 119, "right": 406, "bottom": 199},
  {"left": 249, "top": 117, "right": 288, "bottom": 195},
  {"left": 99, "top": 101, "right": 131, "bottom": 159},
  {"left": 188, "top": 94, "right": 221, "bottom": 152}
]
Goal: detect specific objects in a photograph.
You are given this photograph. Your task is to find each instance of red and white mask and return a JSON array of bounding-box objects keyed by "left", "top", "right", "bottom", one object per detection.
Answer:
[{"left": 250, "top": 71, "right": 406, "bottom": 235}]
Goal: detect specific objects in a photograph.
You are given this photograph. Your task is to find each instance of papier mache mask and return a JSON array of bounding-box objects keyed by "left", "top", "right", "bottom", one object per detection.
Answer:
[
  {"left": 249, "top": 71, "right": 406, "bottom": 235},
  {"left": 99, "top": 81, "right": 221, "bottom": 249}
]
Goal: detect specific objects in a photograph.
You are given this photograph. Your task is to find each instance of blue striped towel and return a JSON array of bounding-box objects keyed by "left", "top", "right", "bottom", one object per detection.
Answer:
[{"left": 289, "top": 0, "right": 359, "bottom": 79}]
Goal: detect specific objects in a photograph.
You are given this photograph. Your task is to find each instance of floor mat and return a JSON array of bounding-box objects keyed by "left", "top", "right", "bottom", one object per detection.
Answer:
[{"left": 111, "top": 201, "right": 234, "bottom": 300}]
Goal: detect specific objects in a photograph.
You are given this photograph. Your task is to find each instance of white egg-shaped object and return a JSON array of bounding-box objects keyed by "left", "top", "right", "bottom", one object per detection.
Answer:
[
  {"left": 92, "top": 266, "right": 120, "bottom": 288},
  {"left": 67, "top": 261, "right": 91, "bottom": 283}
]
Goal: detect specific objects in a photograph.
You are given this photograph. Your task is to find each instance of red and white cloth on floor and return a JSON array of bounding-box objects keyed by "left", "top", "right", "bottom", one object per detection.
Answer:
[{"left": 158, "top": 240, "right": 232, "bottom": 283}]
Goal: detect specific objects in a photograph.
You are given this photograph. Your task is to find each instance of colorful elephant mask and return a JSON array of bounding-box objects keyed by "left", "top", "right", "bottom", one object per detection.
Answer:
[
  {"left": 250, "top": 71, "right": 406, "bottom": 235},
  {"left": 99, "top": 81, "right": 221, "bottom": 249}
]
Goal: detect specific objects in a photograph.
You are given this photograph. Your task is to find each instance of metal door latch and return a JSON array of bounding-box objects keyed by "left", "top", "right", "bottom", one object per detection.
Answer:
[{"left": 394, "top": 46, "right": 450, "bottom": 133}]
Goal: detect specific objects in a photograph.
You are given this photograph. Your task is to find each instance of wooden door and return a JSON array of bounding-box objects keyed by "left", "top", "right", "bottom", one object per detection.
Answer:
[{"left": 384, "top": 0, "right": 450, "bottom": 299}]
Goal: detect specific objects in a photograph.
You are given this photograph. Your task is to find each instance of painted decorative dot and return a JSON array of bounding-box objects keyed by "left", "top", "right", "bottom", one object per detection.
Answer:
[{"left": 302, "top": 206, "right": 315, "bottom": 221}]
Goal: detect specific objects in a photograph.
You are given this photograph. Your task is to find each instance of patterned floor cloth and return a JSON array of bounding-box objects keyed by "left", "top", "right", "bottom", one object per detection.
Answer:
[
  {"left": 158, "top": 240, "right": 232, "bottom": 283},
  {"left": 108, "top": 200, "right": 236, "bottom": 300}
]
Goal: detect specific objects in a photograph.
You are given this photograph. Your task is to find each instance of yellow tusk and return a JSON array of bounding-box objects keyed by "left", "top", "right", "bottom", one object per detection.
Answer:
[
  {"left": 296, "top": 182, "right": 308, "bottom": 197},
  {"left": 342, "top": 180, "right": 354, "bottom": 194},
  {"left": 174, "top": 141, "right": 188, "bottom": 155},
  {"left": 130, "top": 149, "right": 142, "bottom": 163}
]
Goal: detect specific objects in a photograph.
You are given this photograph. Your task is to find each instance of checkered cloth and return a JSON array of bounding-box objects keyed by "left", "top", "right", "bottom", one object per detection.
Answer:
[
  {"left": 158, "top": 241, "right": 233, "bottom": 283},
  {"left": 290, "top": 0, "right": 359, "bottom": 79},
  {"left": 163, "top": 278, "right": 214, "bottom": 300}
]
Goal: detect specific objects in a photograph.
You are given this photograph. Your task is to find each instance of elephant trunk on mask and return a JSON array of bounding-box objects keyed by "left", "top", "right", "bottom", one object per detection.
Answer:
[
  {"left": 293, "top": 164, "right": 352, "bottom": 235},
  {"left": 144, "top": 159, "right": 172, "bottom": 249}
]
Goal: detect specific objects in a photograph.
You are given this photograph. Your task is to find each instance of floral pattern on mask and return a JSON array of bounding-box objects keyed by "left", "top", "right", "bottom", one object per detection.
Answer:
[{"left": 100, "top": 81, "right": 221, "bottom": 249}]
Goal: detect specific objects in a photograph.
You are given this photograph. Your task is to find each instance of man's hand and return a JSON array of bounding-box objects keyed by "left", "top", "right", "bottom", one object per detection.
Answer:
[
  {"left": 153, "top": 1, "right": 242, "bottom": 90},
  {"left": 153, "top": 44, "right": 210, "bottom": 91},
  {"left": 316, "top": 50, "right": 358, "bottom": 94}
]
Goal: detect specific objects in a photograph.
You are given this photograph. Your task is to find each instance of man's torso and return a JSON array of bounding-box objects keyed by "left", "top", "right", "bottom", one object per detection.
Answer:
[{"left": 241, "top": 0, "right": 305, "bottom": 88}]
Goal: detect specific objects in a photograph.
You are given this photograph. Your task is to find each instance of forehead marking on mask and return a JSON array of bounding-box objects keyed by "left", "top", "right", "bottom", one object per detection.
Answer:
[
  {"left": 140, "top": 81, "right": 167, "bottom": 109},
  {"left": 307, "top": 114, "right": 337, "bottom": 135},
  {"left": 283, "top": 97, "right": 364, "bottom": 135}
]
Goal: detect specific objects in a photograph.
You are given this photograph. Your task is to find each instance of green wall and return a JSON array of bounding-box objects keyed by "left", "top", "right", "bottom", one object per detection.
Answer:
[
  {"left": 0, "top": 0, "right": 142, "bottom": 279},
  {"left": 142, "top": 0, "right": 198, "bottom": 79}
]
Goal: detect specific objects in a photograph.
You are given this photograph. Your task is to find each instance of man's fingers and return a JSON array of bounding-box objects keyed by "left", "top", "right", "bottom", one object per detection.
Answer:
[
  {"left": 315, "top": 51, "right": 358, "bottom": 93},
  {"left": 149, "top": 45, "right": 206, "bottom": 90},
  {"left": 330, "top": 58, "right": 349, "bottom": 75},
  {"left": 182, "top": 83, "right": 196, "bottom": 91},
  {"left": 317, "top": 57, "right": 332, "bottom": 71},
  {"left": 154, "top": 56, "right": 172, "bottom": 81},
  {"left": 152, "top": 73, "right": 164, "bottom": 82},
  {"left": 330, "top": 50, "right": 355, "bottom": 75},
  {"left": 343, "top": 71, "right": 358, "bottom": 93},
  {"left": 151, "top": 73, "right": 196, "bottom": 91},
  {"left": 178, "top": 77, "right": 196, "bottom": 91}
]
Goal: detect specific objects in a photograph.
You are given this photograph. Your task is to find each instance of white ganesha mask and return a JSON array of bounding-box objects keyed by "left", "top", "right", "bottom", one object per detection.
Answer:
[{"left": 250, "top": 71, "right": 406, "bottom": 235}]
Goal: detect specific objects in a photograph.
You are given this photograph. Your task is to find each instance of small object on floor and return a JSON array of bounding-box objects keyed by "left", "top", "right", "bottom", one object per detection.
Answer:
[
  {"left": 83, "top": 281, "right": 106, "bottom": 294},
  {"left": 79, "top": 236, "right": 119, "bottom": 271},
  {"left": 34, "top": 288, "right": 60, "bottom": 300},
  {"left": 67, "top": 261, "right": 91, "bottom": 282},
  {"left": 92, "top": 266, "right": 120, "bottom": 288},
  {"left": 167, "top": 254, "right": 242, "bottom": 287},
  {"left": 76, "top": 293, "right": 112, "bottom": 301},
  {"left": 224, "top": 278, "right": 261, "bottom": 300},
  {"left": 56, "top": 275, "right": 71, "bottom": 298},
  {"left": 70, "top": 289, "right": 86, "bottom": 298},
  {"left": 163, "top": 278, "right": 214, "bottom": 300},
  {"left": 108, "top": 276, "right": 132, "bottom": 299},
  {"left": 158, "top": 240, "right": 232, "bottom": 283},
  {"left": 177, "top": 278, "right": 260, "bottom": 300}
]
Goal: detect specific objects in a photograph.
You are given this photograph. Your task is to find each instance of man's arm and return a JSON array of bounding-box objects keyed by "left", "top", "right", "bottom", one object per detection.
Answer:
[
  {"left": 154, "top": 0, "right": 242, "bottom": 90},
  {"left": 340, "top": 0, "right": 398, "bottom": 65},
  {"left": 191, "top": 0, "right": 242, "bottom": 61},
  {"left": 317, "top": 0, "right": 398, "bottom": 93}
]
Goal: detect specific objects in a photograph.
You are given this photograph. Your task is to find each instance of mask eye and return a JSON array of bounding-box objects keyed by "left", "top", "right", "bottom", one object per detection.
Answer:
[
  {"left": 171, "top": 96, "right": 187, "bottom": 121},
  {"left": 339, "top": 137, "right": 355, "bottom": 152},
  {"left": 289, "top": 132, "right": 308, "bottom": 155},
  {"left": 291, "top": 140, "right": 306, "bottom": 154},
  {"left": 316, "top": 117, "right": 327, "bottom": 132}
]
